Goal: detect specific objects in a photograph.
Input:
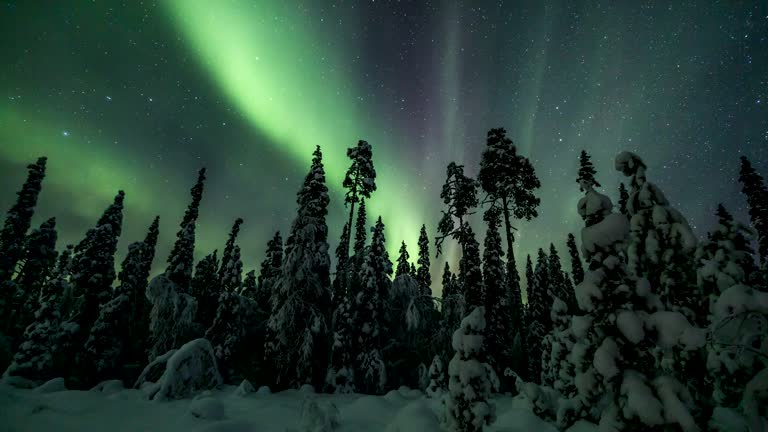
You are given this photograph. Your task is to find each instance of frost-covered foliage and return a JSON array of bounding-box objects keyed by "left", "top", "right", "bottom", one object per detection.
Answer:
[
  {"left": 190, "top": 250, "right": 220, "bottom": 331},
  {"left": 268, "top": 146, "right": 333, "bottom": 390},
  {"left": 82, "top": 241, "right": 146, "bottom": 383},
  {"left": 616, "top": 151, "right": 698, "bottom": 320},
  {"left": 443, "top": 306, "right": 495, "bottom": 432},
  {"left": 353, "top": 217, "right": 392, "bottom": 395},
  {"left": 6, "top": 217, "right": 58, "bottom": 348},
  {"left": 144, "top": 338, "right": 222, "bottom": 401},
  {"left": 4, "top": 245, "right": 70, "bottom": 383},
  {"left": 738, "top": 156, "right": 768, "bottom": 266},
  {"left": 147, "top": 273, "right": 198, "bottom": 361},
  {"left": 166, "top": 168, "right": 207, "bottom": 289},
  {"left": 0, "top": 156, "right": 47, "bottom": 285}
]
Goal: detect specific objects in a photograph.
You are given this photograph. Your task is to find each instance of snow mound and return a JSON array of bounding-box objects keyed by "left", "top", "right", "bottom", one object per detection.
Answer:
[
  {"left": 189, "top": 396, "right": 225, "bottom": 420},
  {"left": 709, "top": 407, "right": 749, "bottom": 432},
  {"left": 90, "top": 379, "right": 124, "bottom": 395},
  {"left": 385, "top": 399, "right": 441, "bottom": 432},
  {"left": 148, "top": 338, "right": 222, "bottom": 401},
  {"left": 294, "top": 397, "right": 339, "bottom": 432},
  {"left": 256, "top": 385, "right": 271, "bottom": 395},
  {"left": 2, "top": 375, "right": 36, "bottom": 389},
  {"left": 384, "top": 389, "right": 405, "bottom": 403},
  {"left": 35, "top": 377, "right": 67, "bottom": 393},
  {"left": 234, "top": 379, "right": 255, "bottom": 397},
  {"left": 489, "top": 406, "right": 559, "bottom": 432},
  {"left": 299, "top": 384, "right": 316, "bottom": 394}
]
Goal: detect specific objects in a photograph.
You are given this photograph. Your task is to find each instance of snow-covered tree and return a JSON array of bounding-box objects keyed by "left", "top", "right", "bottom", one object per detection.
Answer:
[
  {"left": 566, "top": 233, "right": 584, "bottom": 285},
  {"left": 353, "top": 216, "right": 391, "bottom": 395},
  {"left": 526, "top": 248, "right": 551, "bottom": 383},
  {"left": 616, "top": 151, "right": 698, "bottom": 320},
  {"left": 7, "top": 218, "right": 58, "bottom": 348},
  {"left": 386, "top": 270, "right": 428, "bottom": 389},
  {"left": 477, "top": 128, "right": 540, "bottom": 383},
  {"left": 576, "top": 150, "right": 600, "bottom": 192},
  {"left": 332, "top": 223, "right": 350, "bottom": 311},
  {"left": 738, "top": 155, "right": 768, "bottom": 266},
  {"left": 166, "top": 168, "right": 207, "bottom": 290},
  {"left": 0, "top": 156, "right": 47, "bottom": 283},
  {"left": 326, "top": 291, "right": 356, "bottom": 393},
  {"left": 3, "top": 244, "right": 70, "bottom": 383},
  {"left": 443, "top": 305, "right": 496, "bottom": 432},
  {"left": 435, "top": 162, "right": 478, "bottom": 257},
  {"left": 218, "top": 218, "right": 244, "bottom": 290},
  {"left": 440, "top": 262, "right": 462, "bottom": 363},
  {"left": 267, "top": 146, "right": 333, "bottom": 390},
  {"left": 549, "top": 244, "right": 577, "bottom": 314},
  {"left": 482, "top": 206, "right": 512, "bottom": 390},
  {"left": 148, "top": 169, "right": 206, "bottom": 360},
  {"left": 258, "top": 231, "right": 283, "bottom": 298},
  {"left": 221, "top": 245, "right": 243, "bottom": 293},
  {"left": 395, "top": 241, "right": 411, "bottom": 277},
  {"left": 126, "top": 216, "right": 159, "bottom": 367},
  {"left": 81, "top": 240, "right": 145, "bottom": 384},
  {"left": 190, "top": 250, "right": 220, "bottom": 331}
]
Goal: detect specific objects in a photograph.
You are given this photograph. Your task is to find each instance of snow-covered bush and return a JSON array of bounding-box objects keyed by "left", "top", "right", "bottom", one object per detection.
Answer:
[
  {"left": 425, "top": 355, "right": 445, "bottom": 398},
  {"left": 189, "top": 396, "right": 225, "bottom": 420},
  {"left": 147, "top": 273, "right": 197, "bottom": 362},
  {"left": 144, "top": 338, "right": 222, "bottom": 401}
]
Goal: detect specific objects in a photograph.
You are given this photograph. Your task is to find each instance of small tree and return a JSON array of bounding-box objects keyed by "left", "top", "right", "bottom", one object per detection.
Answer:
[
  {"left": 416, "top": 225, "right": 432, "bottom": 292},
  {"left": 576, "top": 150, "right": 600, "bottom": 192},
  {"left": 738, "top": 156, "right": 768, "bottom": 266},
  {"left": 395, "top": 241, "right": 411, "bottom": 277},
  {"left": 549, "top": 244, "right": 576, "bottom": 313}
]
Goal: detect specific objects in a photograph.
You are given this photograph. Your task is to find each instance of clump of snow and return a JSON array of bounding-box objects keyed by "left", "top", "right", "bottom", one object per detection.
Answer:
[
  {"left": 299, "top": 384, "right": 316, "bottom": 394},
  {"left": 234, "top": 379, "right": 255, "bottom": 397},
  {"left": 617, "top": 310, "right": 645, "bottom": 344},
  {"left": 292, "top": 397, "right": 339, "bottom": 432},
  {"left": 709, "top": 407, "right": 749, "bottom": 432},
  {"left": 148, "top": 338, "right": 222, "bottom": 401},
  {"left": 2, "top": 375, "right": 36, "bottom": 389},
  {"left": 651, "top": 376, "right": 698, "bottom": 432},
  {"left": 575, "top": 270, "right": 605, "bottom": 312},
  {"left": 744, "top": 368, "right": 768, "bottom": 432},
  {"left": 571, "top": 316, "right": 593, "bottom": 339},
  {"left": 90, "top": 379, "right": 124, "bottom": 395},
  {"left": 256, "top": 385, "right": 271, "bottom": 395},
  {"left": 135, "top": 348, "right": 177, "bottom": 388},
  {"left": 385, "top": 399, "right": 441, "bottom": 432},
  {"left": 593, "top": 338, "right": 621, "bottom": 379},
  {"left": 712, "top": 284, "right": 768, "bottom": 319},
  {"left": 619, "top": 371, "right": 663, "bottom": 426},
  {"left": 193, "top": 420, "right": 260, "bottom": 432},
  {"left": 645, "top": 311, "right": 705, "bottom": 350},
  {"left": 581, "top": 213, "right": 629, "bottom": 255},
  {"left": 189, "top": 396, "right": 225, "bottom": 420},
  {"left": 35, "top": 377, "right": 67, "bottom": 393}
]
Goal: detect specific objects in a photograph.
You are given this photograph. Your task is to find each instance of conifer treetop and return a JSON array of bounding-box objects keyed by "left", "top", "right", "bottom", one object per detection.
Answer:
[{"left": 577, "top": 150, "right": 601, "bottom": 192}]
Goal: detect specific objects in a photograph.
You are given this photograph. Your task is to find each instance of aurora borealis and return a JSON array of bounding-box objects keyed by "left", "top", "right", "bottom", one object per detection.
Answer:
[{"left": 1, "top": 1, "right": 766, "bottom": 293}]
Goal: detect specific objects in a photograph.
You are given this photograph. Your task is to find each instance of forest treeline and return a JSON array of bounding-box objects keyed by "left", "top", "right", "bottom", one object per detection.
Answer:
[{"left": 0, "top": 129, "right": 766, "bottom": 431}]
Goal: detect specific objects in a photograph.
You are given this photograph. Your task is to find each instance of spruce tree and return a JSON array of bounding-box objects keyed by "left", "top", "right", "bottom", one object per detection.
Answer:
[
  {"left": 241, "top": 269, "right": 257, "bottom": 298},
  {"left": 435, "top": 162, "right": 478, "bottom": 257},
  {"left": 332, "top": 223, "right": 350, "bottom": 310},
  {"left": 148, "top": 169, "right": 206, "bottom": 360},
  {"left": 8, "top": 218, "right": 58, "bottom": 347},
  {"left": 4, "top": 245, "right": 71, "bottom": 383},
  {"left": 221, "top": 245, "right": 243, "bottom": 293},
  {"left": 125, "top": 216, "right": 159, "bottom": 371},
  {"left": 190, "top": 251, "right": 220, "bottom": 330},
  {"left": 477, "top": 128, "right": 540, "bottom": 381},
  {"left": 82, "top": 241, "right": 145, "bottom": 384},
  {"left": 525, "top": 254, "right": 534, "bottom": 303},
  {"left": 439, "top": 262, "right": 460, "bottom": 362},
  {"left": 395, "top": 241, "right": 411, "bottom": 277},
  {"left": 576, "top": 150, "right": 600, "bottom": 192},
  {"left": 566, "top": 233, "right": 584, "bottom": 285},
  {"left": 68, "top": 191, "right": 125, "bottom": 333},
  {"left": 549, "top": 244, "right": 576, "bottom": 313},
  {"left": 482, "top": 206, "right": 511, "bottom": 389},
  {"left": 218, "top": 218, "right": 244, "bottom": 288},
  {"left": 0, "top": 156, "right": 47, "bottom": 282},
  {"left": 327, "top": 290, "right": 356, "bottom": 393},
  {"left": 166, "top": 168, "right": 207, "bottom": 290},
  {"left": 416, "top": 225, "right": 432, "bottom": 292},
  {"left": 353, "top": 217, "right": 391, "bottom": 394},
  {"left": 738, "top": 155, "right": 768, "bottom": 266},
  {"left": 526, "top": 248, "right": 551, "bottom": 383},
  {"left": 267, "top": 146, "right": 332, "bottom": 390}
]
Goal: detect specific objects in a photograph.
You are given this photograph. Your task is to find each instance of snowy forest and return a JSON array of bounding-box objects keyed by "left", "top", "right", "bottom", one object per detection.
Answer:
[{"left": 1, "top": 129, "right": 767, "bottom": 432}]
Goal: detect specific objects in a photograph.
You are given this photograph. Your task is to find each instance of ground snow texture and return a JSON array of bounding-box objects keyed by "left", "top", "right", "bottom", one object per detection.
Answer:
[{"left": 0, "top": 381, "right": 599, "bottom": 432}]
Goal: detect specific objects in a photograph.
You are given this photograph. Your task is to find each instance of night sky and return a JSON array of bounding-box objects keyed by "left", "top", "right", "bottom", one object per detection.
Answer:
[{"left": 1, "top": 1, "right": 766, "bottom": 295}]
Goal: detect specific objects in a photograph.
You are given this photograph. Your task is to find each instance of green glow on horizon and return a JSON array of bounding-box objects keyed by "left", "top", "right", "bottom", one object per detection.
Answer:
[{"left": 166, "top": 0, "right": 428, "bottom": 258}]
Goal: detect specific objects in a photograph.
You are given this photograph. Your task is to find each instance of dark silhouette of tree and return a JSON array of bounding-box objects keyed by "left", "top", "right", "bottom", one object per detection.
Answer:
[
  {"left": 618, "top": 182, "right": 629, "bottom": 216},
  {"left": 166, "top": 168, "right": 207, "bottom": 290},
  {"left": 435, "top": 162, "right": 478, "bottom": 257},
  {"left": 191, "top": 250, "right": 220, "bottom": 330},
  {"left": 396, "top": 241, "right": 411, "bottom": 277},
  {"left": 577, "top": 150, "right": 600, "bottom": 191},
  {"left": 218, "top": 218, "right": 244, "bottom": 288},
  {"left": 416, "top": 225, "right": 431, "bottom": 292},
  {"left": 738, "top": 156, "right": 768, "bottom": 265}
]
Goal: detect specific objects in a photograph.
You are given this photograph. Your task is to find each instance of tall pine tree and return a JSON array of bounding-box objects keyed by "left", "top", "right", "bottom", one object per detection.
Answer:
[
  {"left": 166, "top": 168, "right": 207, "bottom": 290},
  {"left": 527, "top": 248, "right": 551, "bottom": 382},
  {"left": 218, "top": 218, "right": 244, "bottom": 289},
  {"left": 125, "top": 216, "right": 159, "bottom": 372},
  {"left": 566, "top": 233, "right": 584, "bottom": 285},
  {"left": 191, "top": 250, "right": 220, "bottom": 331},
  {"left": 482, "top": 206, "right": 511, "bottom": 389},
  {"left": 396, "top": 241, "right": 411, "bottom": 277},
  {"left": 416, "top": 224, "right": 432, "bottom": 293},
  {"left": 738, "top": 155, "right": 768, "bottom": 267},
  {"left": 267, "top": 146, "right": 332, "bottom": 390}
]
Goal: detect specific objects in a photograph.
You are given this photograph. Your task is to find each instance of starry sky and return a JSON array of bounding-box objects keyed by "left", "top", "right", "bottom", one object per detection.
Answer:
[{"left": 1, "top": 1, "right": 766, "bottom": 295}]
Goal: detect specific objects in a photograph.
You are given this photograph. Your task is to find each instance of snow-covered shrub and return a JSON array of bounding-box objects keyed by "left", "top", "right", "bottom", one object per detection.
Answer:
[
  {"left": 147, "top": 273, "right": 197, "bottom": 362},
  {"left": 145, "top": 338, "right": 222, "bottom": 401},
  {"left": 234, "top": 379, "right": 255, "bottom": 397},
  {"left": 189, "top": 396, "right": 225, "bottom": 420},
  {"left": 34, "top": 377, "right": 66, "bottom": 393},
  {"left": 425, "top": 355, "right": 445, "bottom": 398}
]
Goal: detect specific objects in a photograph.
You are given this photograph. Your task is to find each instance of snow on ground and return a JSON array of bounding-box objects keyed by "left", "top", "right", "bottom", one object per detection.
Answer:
[{"left": 0, "top": 380, "right": 597, "bottom": 432}]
